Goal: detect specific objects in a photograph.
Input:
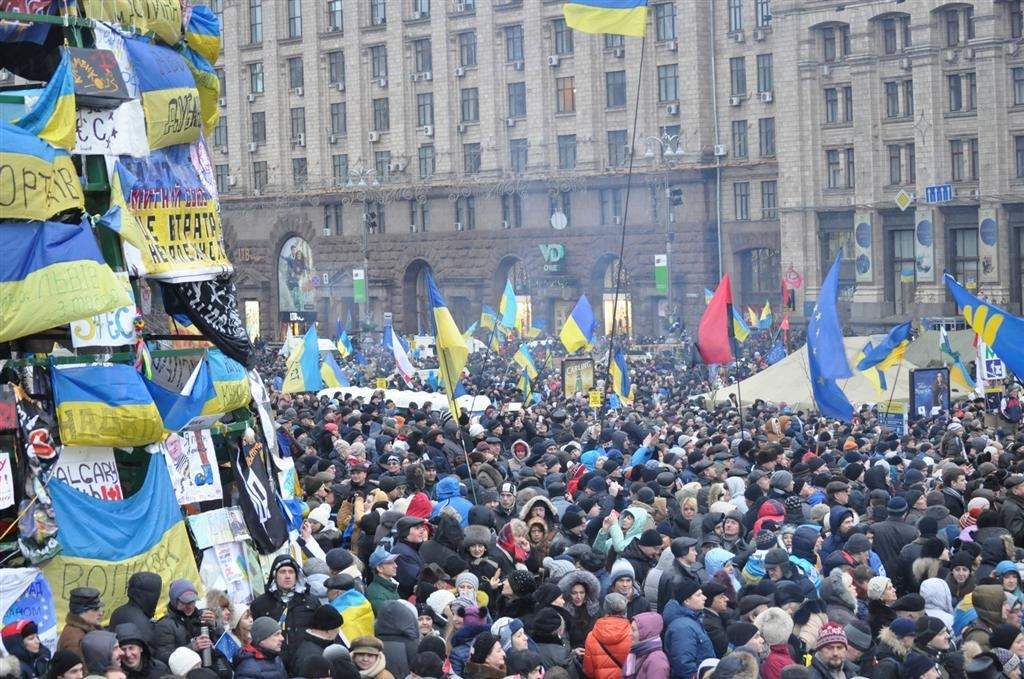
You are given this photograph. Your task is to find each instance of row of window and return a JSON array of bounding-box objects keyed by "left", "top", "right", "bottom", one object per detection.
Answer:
[
  {"left": 730, "top": 54, "right": 774, "bottom": 96},
  {"left": 732, "top": 180, "right": 778, "bottom": 220},
  {"left": 726, "top": 0, "right": 772, "bottom": 33},
  {"left": 730, "top": 118, "right": 776, "bottom": 158}
]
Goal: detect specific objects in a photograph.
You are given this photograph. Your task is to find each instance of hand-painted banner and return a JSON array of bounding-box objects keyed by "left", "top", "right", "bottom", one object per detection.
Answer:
[
  {"left": 51, "top": 364, "right": 165, "bottom": 448},
  {"left": 70, "top": 272, "right": 137, "bottom": 348},
  {"left": 162, "top": 277, "right": 254, "bottom": 368},
  {"left": 203, "top": 349, "right": 250, "bottom": 416},
  {"left": 81, "top": 0, "right": 182, "bottom": 48},
  {"left": 51, "top": 446, "right": 124, "bottom": 501},
  {"left": 115, "top": 143, "right": 232, "bottom": 282},
  {"left": 123, "top": 36, "right": 200, "bottom": 151},
  {"left": 162, "top": 429, "right": 223, "bottom": 505},
  {"left": 0, "top": 120, "right": 84, "bottom": 222},
  {"left": 0, "top": 452, "right": 14, "bottom": 510},
  {"left": 0, "top": 569, "right": 58, "bottom": 653},
  {"left": 92, "top": 21, "right": 139, "bottom": 99},
  {"left": 0, "top": 1, "right": 56, "bottom": 45},
  {"left": 74, "top": 101, "right": 149, "bottom": 157},
  {"left": 42, "top": 455, "right": 200, "bottom": 625}
]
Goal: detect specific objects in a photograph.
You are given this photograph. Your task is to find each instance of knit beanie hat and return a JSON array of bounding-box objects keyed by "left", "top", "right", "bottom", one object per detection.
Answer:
[
  {"left": 543, "top": 556, "right": 576, "bottom": 582},
  {"left": 915, "top": 616, "right": 947, "bottom": 646},
  {"left": 455, "top": 572, "right": 479, "bottom": 591},
  {"left": 533, "top": 582, "right": 563, "bottom": 609},
  {"left": 867, "top": 576, "right": 892, "bottom": 601},
  {"left": 609, "top": 559, "right": 635, "bottom": 584},
  {"left": 506, "top": 650, "right": 543, "bottom": 676},
  {"left": 508, "top": 569, "right": 537, "bottom": 597},
  {"left": 470, "top": 632, "right": 501, "bottom": 664},
  {"left": 604, "top": 592, "right": 627, "bottom": 615},
  {"left": 168, "top": 648, "right": 202, "bottom": 676},
  {"left": 755, "top": 530, "right": 777, "bottom": 550},
  {"left": 903, "top": 652, "right": 937, "bottom": 679},
  {"left": 47, "top": 651, "right": 83, "bottom": 677},
  {"left": 815, "top": 622, "right": 847, "bottom": 649},
  {"left": 530, "top": 607, "right": 563, "bottom": 638},
  {"left": 410, "top": 651, "right": 445, "bottom": 679},
  {"left": 250, "top": 616, "right": 282, "bottom": 646},
  {"left": 992, "top": 648, "right": 1021, "bottom": 675},
  {"left": 299, "top": 656, "right": 333, "bottom": 679},
  {"left": 845, "top": 621, "right": 873, "bottom": 653},
  {"left": 639, "top": 529, "right": 662, "bottom": 548},
  {"left": 990, "top": 623, "right": 1024, "bottom": 651},
  {"left": 727, "top": 622, "right": 759, "bottom": 648}
]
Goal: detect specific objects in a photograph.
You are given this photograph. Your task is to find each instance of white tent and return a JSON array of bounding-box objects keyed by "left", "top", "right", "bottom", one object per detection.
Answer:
[{"left": 317, "top": 387, "right": 492, "bottom": 413}]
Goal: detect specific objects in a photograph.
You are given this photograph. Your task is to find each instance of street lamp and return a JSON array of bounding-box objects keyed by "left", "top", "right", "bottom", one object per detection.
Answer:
[{"left": 642, "top": 132, "right": 685, "bottom": 161}]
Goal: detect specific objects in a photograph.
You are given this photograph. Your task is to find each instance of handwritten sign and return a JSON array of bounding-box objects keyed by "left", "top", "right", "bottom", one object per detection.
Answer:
[
  {"left": 70, "top": 272, "right": 136, "bottom": 348},
  {"left": 163, "top": 430, "right": 223, "bottom": 505},
  {"left": 0, "top": 452, "right": 14, "bottom": 510},
  {"left": 588, "top": 390, "right": 603, "bottom": 407},
  {"left": 52, "top": 447, "right": 124, "bottom": 500},
  {"left": 74, "top": 101, "right": 149, "bottom": 157}
]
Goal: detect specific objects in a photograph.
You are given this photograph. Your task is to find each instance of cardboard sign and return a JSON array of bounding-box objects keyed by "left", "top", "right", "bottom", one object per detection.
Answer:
[
  {"left": 74, "top": 100, "right": 149, "bottom": 157},
  {"left": 67, "top": 47, "right": 130, "bottom": 108},
  {"left": 162, "top": 430, "right": 223, "bottom": 505},
  {"left": 588, "top": 390, "right": 603, "bottom": 407},
  {"left": 51, "top": 447, "right": 124, "bottom": 500},
  {"left": 0, "top": 452, "right": 14, "bottom": 510}
]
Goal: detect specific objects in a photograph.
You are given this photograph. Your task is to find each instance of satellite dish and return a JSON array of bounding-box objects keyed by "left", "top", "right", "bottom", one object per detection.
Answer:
[{"left": 550, "top": 211, "right": 568, "bottom": 230}]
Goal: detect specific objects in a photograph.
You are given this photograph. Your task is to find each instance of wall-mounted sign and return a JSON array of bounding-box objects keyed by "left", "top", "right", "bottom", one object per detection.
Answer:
[
  {"left": 540, "top": 244, "right": 565, "bottom": 272},
  {"left": 278, "top": 237, "right": 315, "bottom": 312}
]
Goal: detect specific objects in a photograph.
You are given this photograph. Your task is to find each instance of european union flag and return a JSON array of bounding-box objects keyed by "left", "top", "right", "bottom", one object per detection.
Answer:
[
  {"left": 766, "top": 341, "right": 786, "bottom": 365},
  {"left": 808, "top": 254, "right": 853, "bottom": 421}
]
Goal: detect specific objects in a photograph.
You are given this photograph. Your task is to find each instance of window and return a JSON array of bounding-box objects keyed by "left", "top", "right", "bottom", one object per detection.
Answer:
[
  {"left": 215, "top": 164, "right": 229, "bottom": 194},
  {"left": 948, "top": 73, "right": 963, "bottom": 111},
  {"left": 249, "top": 0, "right": 262, "bottom": 43},
  {"left": 756, "top": 54, "right": 773, "bottom": 93},
  {"left": 455, "top": 196, "right": 476, "bottom": 230},
  {"left": 507, "top": 82, "right": 526, "bottom": 118},
  {"left": 761, "top": 180, "right": 777, "bottom": 218},
  {"left": 965, "top": 72, "right": 976, "bottom": 111},
  {"left": 904, "top": 79, "right": 914, "bottom": 117},
  {"left": 510, "top": 139, "right": 528, "bottom": 174},
  {"left": 822, "top": 25, "right": 849, "bottom": 62},
  {"left": 907, "top": 142, "right": 916, "bottom": 182},
  {"left": 826, "top": 149, "right": 842, "bottom": 188},
  {"left": 248, "top": 63, "right": 263, "bottom": 94},
  {"left": 599, "top": 188, "right": 623, "bottom": 224},
  {"left": 950, "top": 228, "right": 978, "bottom": 292},
  {"left": 606, "top": 70, "right": 627, "bottom": 107},
  {"left": 553, "top": 18, "right": 574, "bottom": 54},
  {"left": 758, "top": 117, "right": 775, "bottom": 157},
  {"left": 413, "top": 0, "right": 430, "bottom": 17},
  {"left": 330, "top": 102, "right": 346, "bottom": 135},
  {"left": 370, "top": 0, "right": 386, "bottom": 24},
  {"left": 213, "top": 116, "right": 227, "bottom": 147},
  {"left": 1012, "top": 0, "right": 1023, "bottom": 39},
  {"left": 607, "top": 129, "right": 628, "bottom": 167},
  {"left": 458, "top": 31, "right": 477, "bottom": 67},
  {"left": 287, "top": 57, "right": 304, "bottom": 90},
  {"left": 1016, "top": 136, "right": 1024, "bottom": 177},
  {"left": 374, "top": 150, "right": 391, "bottom": 177},
  {"left": 902, "top": 15, "right": 912, "bottom": 47},
  {"left": 328, "top": 51, "right": 345, "bottom": 86},
  {"left": 549, "top": 192, "right": 572, "bottom": 228},
  {"left": 287, "top": 0, "right": 302, "bottom": 37},
  {"left": 332, "top": 154, "right": 349, "bottom": 184},
  {"left": 946, "top": 9, "right": 960, "bottom": 46},
  {"left": 216, "top": 68, "right": 226, "bottom": 97},
  {"left": 605, "top": 33, "right": 625, "bottom": 48},
  {"left": 461, "top": 88, "right": 479, "bottom": 122},
  {"left": 845, "top": 148, "right": 855, "bottom": 187},
  {"left": 657, "top": 64, "right": 678, "bottom": 102},
  {"left": 756, "top": 0, "right": 771, "bottom": 27},
  {"left": 555, "top": 76, "right": 576, "bottom": 113},
  {"left": 417, "top": 93, "right": 434, "bottom": 127},
  {"left": 882, "top": 18, "right": 898, "bottom": 54},
  {"left": 654, "top": 3, "right": 676, "bottom": 40},
  {"left": 732, "top": 120, "right": 748, "bottom": 158},
  {"left": 730, "top": 57, "right": 746, "bottom": 96},
  {"left": 741, "top": 248, "right": 780, "bottom": 294},
  {"left": 252, "top": 161, "right": 268, "bottom": 191},
  {"left": 824, "top": 88, "right": 838, "bottom": 123},
  {"left": 733, "top": 182, "right": 750, "bottom": 220},
  {"left": 372, "top": 98, "right": 389, "bottom": 131},
  {"left": 409, "top": 199, "right": 429, "bottom": 232},
  {"left": 370, "top": 45, "right": 387, "bottom": 79},
  {"left": 843, "top": 85, "right": 854, "bottom": 122},
  {"left": 950, "top": 139, "right": 965, "bottom": 180},
  {"left": 969, "top": 137, "right": 979, "bottom": 180},
  {"left": 416, "top": 145, "right": 435, "bottom": 180},
  {"left": 505, "top": 25, "right": 524, "bottom": 62},
  {"left": 413, "top": 38, "right": 432, "bottom": 73},
  {"left": 289, "top": 107, "right": 305, "bottom": 139},
  {"left": 292, "top": 157, "right": 307, "bottom": 184},
  {"left": 327, "top": 0, "right": 343, "bottom": 31},
  {"left": 888, "top": 144, "right": 902, "bottom": 184},
  {"left": 501, "top": 193, "right": 523, "bottom": 228},
  {"left": 1014, "top": 67, "right": 1024, "bottom": 106},
  {"left": 558, "top": 134, "right": 577, "bottom": 170},
  {"left": 250, "top": 111, "right": 266, "bottom": 143},
  {"left": 324, "top": 203, "right": 343, "bottom": 234},
  {"left": 463, "top": 143, "right": 481, "bottom": 174},
  {"left": 885, "top": 81, "right": 900, "bottom": 118},
  {"left": 728, "top": 0, "right": 743, "bottom": 32}
]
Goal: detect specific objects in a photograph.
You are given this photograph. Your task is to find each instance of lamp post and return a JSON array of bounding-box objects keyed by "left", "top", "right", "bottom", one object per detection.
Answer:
[
  {"left": 641, "top": 133, "right": 687, "bottom": 337},
  {"left": 345, "top": 166, "right": 380, "bottom": 343}
]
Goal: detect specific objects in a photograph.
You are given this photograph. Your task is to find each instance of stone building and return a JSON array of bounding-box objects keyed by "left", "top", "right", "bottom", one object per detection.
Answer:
[{"left": 207, "top": 0, "right": 1024, "bottom": 340}]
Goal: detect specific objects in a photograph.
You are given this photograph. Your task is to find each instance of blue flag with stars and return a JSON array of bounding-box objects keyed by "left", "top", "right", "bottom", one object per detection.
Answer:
[{"left": 808, "top": 253, "right": 853, "bottom": 421}]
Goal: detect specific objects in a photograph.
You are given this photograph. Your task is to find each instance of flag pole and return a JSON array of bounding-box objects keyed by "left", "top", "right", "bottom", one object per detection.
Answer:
[
  {"left": 884, "top": 358, "right": 903, "bottom": 418},
  {"left": 604, "top": 34, "right": 647, "bottom": 389}
]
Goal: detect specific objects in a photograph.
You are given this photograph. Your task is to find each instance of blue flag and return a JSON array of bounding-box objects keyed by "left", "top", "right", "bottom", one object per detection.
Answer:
[
  {"left": 945, "top": 273, "right": 1024, "bottom": 382},
  {"left": 808, "top": 254, "right": 853, "bottom": 421},
  {"left": 766, "top": 341, "right": 786, "bottom": 365}
]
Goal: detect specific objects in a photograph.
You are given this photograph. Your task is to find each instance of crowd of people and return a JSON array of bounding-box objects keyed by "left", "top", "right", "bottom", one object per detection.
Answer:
[{"left": 4, "top": 336, "right": 1024, "bottom": 679}]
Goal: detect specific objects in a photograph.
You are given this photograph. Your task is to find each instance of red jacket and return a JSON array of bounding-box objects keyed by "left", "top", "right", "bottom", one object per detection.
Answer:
[
  {"left": 760, "top": 643, "right": 797, "bottom": 679},
  {"left": 584, "top": 617, "right": 632, "bottom": 679}
]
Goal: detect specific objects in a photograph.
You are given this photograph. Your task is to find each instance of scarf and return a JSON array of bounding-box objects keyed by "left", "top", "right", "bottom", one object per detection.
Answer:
[
  {"left": 623, "top": 637, "right": 663, "bottom": 679},
  {"left": 359, "top": 653, "right": 387, "bottom": 678}
]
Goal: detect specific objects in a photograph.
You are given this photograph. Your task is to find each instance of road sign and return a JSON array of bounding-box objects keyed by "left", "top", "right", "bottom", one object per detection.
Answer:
[
  {"left": 924, "top": 184, "right": 955, "bottom": 204},
  {"left": 894, "top": 188, "right": 914, "bottom": 211},
  {"left": 979, "top": 342, "right": 1006, "bottom": 380}
]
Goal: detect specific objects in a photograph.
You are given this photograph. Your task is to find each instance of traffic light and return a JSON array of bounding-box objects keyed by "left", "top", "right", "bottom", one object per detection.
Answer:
[
  {"left": 364, "top": 204, "right": 378, "bottom": 233},
  {"left": 669, "top": 186, "right": 684, "bottom": 206}
]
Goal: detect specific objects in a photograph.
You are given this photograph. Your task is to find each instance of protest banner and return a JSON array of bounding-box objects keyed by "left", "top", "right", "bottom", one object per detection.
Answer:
[
  {"left": 74, "top": 101, "right": 149, "bottom": 157},
  {"left": 0, "top": 452, "right": 14, "bottom": 510},
  {"left": 162, "top": 429, "right": 223, "bottom": 505},
  {"left": 70, "top": 272, "right": 137, "bottom": 348},
  {"left": 52, "top": 446, "right": 123, "bottom": 500},
  {"left": 0, "top": 569, "right": 58, "bottom": 652},
  {"left": 81, "top": 0, "right": 183, "bottom": 46},
  {"left": 0, "top": 121, "right": 85, "bottom": 222}
]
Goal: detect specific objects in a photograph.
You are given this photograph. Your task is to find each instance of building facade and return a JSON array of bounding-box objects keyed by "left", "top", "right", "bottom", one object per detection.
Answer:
[{"left": 208, "top": 0, "right": 1024, "bottom": 340}]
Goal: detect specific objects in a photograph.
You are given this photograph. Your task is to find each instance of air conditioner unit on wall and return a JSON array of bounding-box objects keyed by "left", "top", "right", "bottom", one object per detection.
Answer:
[
  {"left": 455, "top": 66, "right": 465, "bottom": 77},
  {"left": 754, "top": 28, "right": 767, "bottom": 41},
  {"left": 513, "top": 60, "right": 524, "bottom": 71},
  {"left": 613, "top": 47, "right": 625, "bottom": 58},
  {"left": 455, "top": 222, "right": 464, "bottom": 231},
  {"left": 423, "top": 125, "right": 434, "bottom": 136},
  {"left": 666, "top": 40, "right": 678, "bottom": 51},
  {"left": 506, "top": 118, "right": 516, "bottom": 127},
  {"left": 378, "top": 77, "right": 388, "bottom": 87},
  {"left": 368, "top": 131, "right": 380, "bottom": 142},
  {"left": 457, "top": 123, "right": 467, "bottom": 134},
  {"left": 329, "top": 134, "right": 339, "bottom": 144},
  {"left": 729, "top": 95, "right": 742, "bottom": 106},
  {"left": 713, "top": 144, "right": 727, "bottom": 157},
  {"left": 410, "top": 223, "right": 419, "bottom": 232},
  {"left": 733, "top": 30, "right": 745, "bottom": 43},
  {"left": 548, "top": 55, "right": 560, "bottom": 67},
  {"left": 248, "top": 142, "right": 259, "bottom": 152},
  {"left": 502, "top": 220, "right": 511, "bottom": 229},
  {"left": 247, "top": 93, "right": 256, "bottom": 103},
  {"left": 292, "top": 87, "right": 304, "bottom": 96},
  {"left": 336, "top": 82, "right": 345, "bottom": 91},
  {"left": 760, "top": 91, "right": 773, "bottom": 103},
  {"left": 666, "top": 103, "right": 679, "bottom": 115}
]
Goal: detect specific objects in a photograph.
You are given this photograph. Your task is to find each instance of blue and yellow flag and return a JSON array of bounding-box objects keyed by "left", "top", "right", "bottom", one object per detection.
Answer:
[
  {"left": 462, "top": 320, "right": 478, "bottom": 341},
  {"left": 181, "top": 45, "right": 220, "bottom": 135},
  {"left": 14, "top": 48, "right": 76, "bottom": 150},
  {"left": 0, "top": 120, "right": 84, "bottom": 221},
  {"left": 282, "top": 325, "right": 324, "bottom": 393},
  {"left": 747, "top": 306, "right": 759, "bottom": 328},
  {"left": 427, "top": 271, "right": 469, "bottom": 419},
  {"left": 945, "top": 273, "right": 1024, "bottom": 381},
  {"left": 336, "top": 330, "right": 353, "bottom": 357},
  {"left": 900, "top": 266, "right": 915, "bottom": 283},
  {"left": 185, "top": 4, "right": 221, "bottom": 63},
  {"left": 44, "top": 454, "right": 201, "bottom": 625},
  {"left": 1, "top": 220, "right": 132, "bottom": 344},
  {"left": 124, "top": 36, "right": 201, "bottom": 151},
  {"left": 499, "top": 279, "right": 518, "bottom": 329},
  {"left": 524, "top": 319, "right": 546, "bottom": 339},
  {"left": 52, "top": 363, "right": 165, "bottom": 447},
  {"left": 97, "top": 164, "right": 149, "bottom": 251},
  {"left": 203, "top": 349, "right": 250, "bottom": 415},
  {"left": 704, "top": 288, "right": 715, "bottom": 305},
  {"left": 732, "top": 308, "right": 750, "bottom": 343},
  {"left": 856, "top": 321, "right": 911, "bottom": 372},
  {"left": 759, "top": 301, "right": 773, "bottom": 329},
  {"left": 517, "top": 372, "right": 532, "bottom": 402},
  {"left": 609, "top": 349, "right": 632, "bottom": 402},
  {"left": 480, "top": 305, "right": 498, "bottom": 330},
  {"left": 560, "top": 294, "right": 596, "bottom": 353},
  {"left": 321, "top": 351, "right": 350, "bottom": 388},
  {"left": 513, "top": 343, "right": 539, "bottom": 379},
  {"left": 332, "top": 589, "right": 374, "bottom": 640},
  {"left": 939, "top": 327, "right": 974, "bottom": 391},
  {"left": 563, "top": 0, "right": 648, "bottom": 37},
  {"left": 143, "top": 357, "right": 216, "bottom": 432},
  {"left": 853, "top": 341, "right": 888, "bottom": 396}
]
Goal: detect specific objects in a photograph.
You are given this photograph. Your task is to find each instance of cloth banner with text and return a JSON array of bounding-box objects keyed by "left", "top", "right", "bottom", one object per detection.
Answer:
[
  {"left": 81, "top": 0, "right": 183, "bottom": 46},
  {"left": 162, "top": 276, "right": 255, "bottom": 368},
  {"left": 51, "top": 446, "right": 124, "bottom": 501},
  {"left": 0, "top": 120, "right": 84, "bottom": 222},
  {"left": 0, "top": 569, "right": 58, "bottom": 653}
]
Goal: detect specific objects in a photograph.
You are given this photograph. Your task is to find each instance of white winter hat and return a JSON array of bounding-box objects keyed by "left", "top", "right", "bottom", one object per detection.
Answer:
[
  {"left": 168, "top": 647, "right": 202, "bottom": 676},
  {"left": 308, "top": 502, "right": 332, "bottom": 527}
]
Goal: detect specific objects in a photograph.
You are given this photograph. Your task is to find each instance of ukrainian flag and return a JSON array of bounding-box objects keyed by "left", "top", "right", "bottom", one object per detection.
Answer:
[
  {"left": 143, "top": 358, "right": 216, "bottom": 432},
  {"left": 480, "top": 305, "right": 498, "bottom": 330},
  {"left": 202, "top": 349, "right": 250, "bottom": 415},
  {"left": 462, "top": 321, "right": 478, "bottom": 341},
  {"left": 336, "top": 330, "right": 353, "bottom": 358},
  {"left": 524, "top": 319, "right": 546, "bottom": 339},
  {"left": 321, "top": 351, "right": 350, "bottom": 388},
  {"left": 124, "top": 36, "right": 201, "bottom": 151},
  {"left": 427, "top": 271, "right": 469, "bottom": 419},
  {"left": 517, "top": 372, "right": 532, "bottom": 402},
  {"left": 945, "top": 273, "right": 1024, "bottom": 384},
  {"left": 332, "top": 588, "right": 375, "bottom": 640},
  {"left": 98, "top": 162, "right": 149, "bottom": 251},
  {"left": 52, "top": 364, "right": 165, "bottom": 447},
  {"left": 282, "top": 326, "right": 324, "bottom": 394},
  {"left": 939, "top": 326, "right": 975, "bottom": 391},
  {"left": 747, "top": 306, "right": 759, "bottom": 328},
  {"left": 14, "top": 48, "right": 76, "bottom": 150},
  {"left": 181, "top": 45, "right": 220, "bottom": 136},
  {"left": 856, "top": 321, "right": 912, "bottom": 372},
  {"left": 0, "top": 120, "right": 84, "bottom": 221},
  {"left": 759, "top": 301, "right": 773, "bottom": 329},
  {"left": 499, "top": 279, "right": 518, "bottom": 329},
  {"left": 732, "top": 309, "right": 750, "bottom": 343},
  {"left": 560, "top": 294, "right": 596, "bottom": 353},
  {"left": 853, "top": 341, "right": 888, "bottom": 396},
  {"left": 564, "top": 0, "right": 648, "bottom": 37},
  {"left": 513, "top": 343, "right": 539, "bottom": 379},
  {"left": 185, "top": 4, "right": 221, "bottom": 64},
  {"left": 1, "top": 220, "right": 133, "bottom": 344},
  {"left": 609, "top": 349, "right": 632, "bottom": 402}
]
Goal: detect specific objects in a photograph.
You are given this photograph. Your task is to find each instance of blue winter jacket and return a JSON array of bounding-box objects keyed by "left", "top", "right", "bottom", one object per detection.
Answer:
[
  {"left": 663, "top": 599, "right": 715, "bottom": 679},
  {"left": 431, "top": 475, "right": 474, "bottom": 526}
]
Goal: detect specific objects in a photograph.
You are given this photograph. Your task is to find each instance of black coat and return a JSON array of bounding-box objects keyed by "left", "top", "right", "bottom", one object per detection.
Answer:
[
  {"left": 109, "top": 573, "right": 163, "bottom": 648},
  {"left": 620, "top": 541, "right": 656, "bottom": 589},
  {"left": 249, "top": 588, "right": 320, "bottom": 662},
  {"left": 869, "top": 518, "right": 919, "bottom": 588},
  {"left": 152, "top": 606, "right": 202, "bottom": 665},
  {"left": 703, "top": 608, "right": 730, "bottom": 658},
  {"left": 286, "top": 631, "right": 344, "bottom": 676}
]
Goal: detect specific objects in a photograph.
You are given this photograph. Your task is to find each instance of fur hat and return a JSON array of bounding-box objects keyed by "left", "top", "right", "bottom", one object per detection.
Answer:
[
  {"left": 462, "top": 525, "right": 492, "bottom": 549},
  {"left": 754, "top": 607, "right": 794, "bottom": 647}
]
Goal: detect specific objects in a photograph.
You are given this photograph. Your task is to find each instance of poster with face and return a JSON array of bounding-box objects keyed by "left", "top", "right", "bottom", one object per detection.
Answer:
[
  {"left": 911, "top": 368, "right": 950, "bottom": 417},
  {"left": 278, "top": 237, "right": 315, "bottom": 313},
  {"left": 562, "top": 358, "right": 595, "bottom": 395}
]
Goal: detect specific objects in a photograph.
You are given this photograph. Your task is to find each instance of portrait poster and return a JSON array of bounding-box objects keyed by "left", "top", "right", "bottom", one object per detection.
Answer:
[
  {"left": 278, "top": 237, "right": 315, "bottom": 313},
  {"left": 911, "top": 368, "right": 950, "bottom": 417}
]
